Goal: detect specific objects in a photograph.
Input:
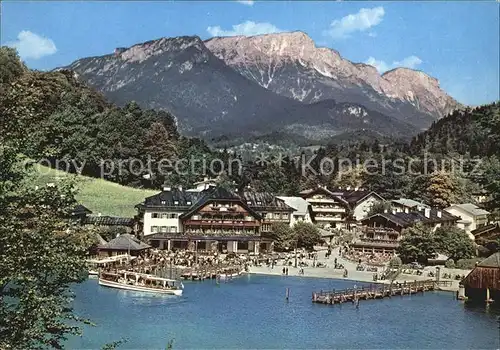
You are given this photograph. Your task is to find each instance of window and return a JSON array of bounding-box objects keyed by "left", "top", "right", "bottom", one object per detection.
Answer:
[
  {"left": 262, "top": 212, "right": 267, "bottom": 218},
  {"left": 160, "top": 226, "right": 167, "bottom": 233},
  {"left": 174, "top": 200, "right": 179, "bottom": 205},
  {"left": 151, "top": 226, "right": 159, "bottom": 233},
  {"left": 274, "top": 213, "right": 281, "bottom": 219},
  {"left": 161, "top": 200, "right": 166, "bottom": 205},
  {"left": 170, "top": 226, "right": 177, "bottom": 233},
  {"left": 257, "top": 201, "right": 262, "bottom": 205},
  {"left": 187, "top": 201, "right": 191, "bottom": 205},
  {"left": 247, "top": 201, "right": 252, "bottom": 205},
  {"left": 161, "top": 213, "right": 169, "bottom": 219},
  {"left": 282, "top": 213, "right": 289, "bottom": 220},
  {"left": 170, "top": 213, "right": 178, "bottom": 219},
  {"left": 152, "top": 213, "right": 159, "bottom": 218}
]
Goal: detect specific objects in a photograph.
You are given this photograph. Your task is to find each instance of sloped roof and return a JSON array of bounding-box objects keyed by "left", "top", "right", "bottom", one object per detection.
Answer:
[
  {"left": 242, "top": 191, "right": 292, "bottom": 211},
  {"left": 142, "top": 188, "right": 204, "bottom": 209},
  {"left": 277, "top": 196, "right": 310, "bottom": 216},
  {"left": 447, "top": 203, "right": 490, "bottom": 216},
  {"left": 478, "top": 252, "right": 500, "bottom": 268},
  {"left": 391, "top": 198, "right": 430, "bottom": 209},
  {"left": 72, "top": 204, "right": 92, "bottom": 216},
  {"left": 84, "top": 216, "right": 135, "bottom": 227},
  {"left": 472, "top": 223, "right": 500, "bottom": 237},
  {"left": 98, "top": 234, "right": 150, "bottom": 251},
  {"left": 361, "top": 209, "right": 459, "bottom": 228},
  {"left": 300, "top": 187, "right": 349, "bottom": 206},
  {"left": 179, "top": 186, "right": 261, "bottom": 219}
]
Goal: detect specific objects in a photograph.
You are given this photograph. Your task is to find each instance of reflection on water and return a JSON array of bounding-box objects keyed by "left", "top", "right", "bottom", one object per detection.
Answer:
[{"left": 70, "top": 276, "right": 499, "bottom": 349}]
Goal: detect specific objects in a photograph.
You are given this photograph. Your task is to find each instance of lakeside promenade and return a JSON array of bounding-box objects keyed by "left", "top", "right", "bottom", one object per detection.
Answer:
[{"left": 248, "top": 246, "right": 468, "bottom": 291}]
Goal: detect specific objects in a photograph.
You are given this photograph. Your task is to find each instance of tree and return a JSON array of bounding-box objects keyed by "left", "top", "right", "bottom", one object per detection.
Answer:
[
  {"left": 0, "top": 47, "right": 26, "bottom": 85},
  {"left": 424, "top": 171, "right": 456, "bottom": 208},
  {"left": 293, "top": 222, "right": 322, "bottom": 251},
  {"left": 434, "top": 226, "right": 476, "bottom": 261},
  {"left": 397, "top": 224, "right": 436, "bottom": 264},
  {"left": 269, "top": 222, "right": 295, "bottom": 251},
  {"left": 366, "top": 201, "right": 391, "bottom": 217}
]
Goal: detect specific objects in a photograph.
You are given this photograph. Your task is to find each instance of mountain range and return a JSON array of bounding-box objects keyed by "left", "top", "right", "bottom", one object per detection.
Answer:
[{"left": 61, "top": 31, "right": 461, "bottom": 144}]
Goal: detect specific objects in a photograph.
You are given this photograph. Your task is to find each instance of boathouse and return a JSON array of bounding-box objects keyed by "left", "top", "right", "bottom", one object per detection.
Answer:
[
  {"left": 462, "top": 252, "right": 500, "bottom": 303},
  {"left": 98, "top": 233, "right": 151, "bottom": 257}
]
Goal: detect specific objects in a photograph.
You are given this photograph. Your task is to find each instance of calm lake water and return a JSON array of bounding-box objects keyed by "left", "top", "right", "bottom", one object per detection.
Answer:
[{"left": 69, "top": 275, "right": 499, "bottom": 349}]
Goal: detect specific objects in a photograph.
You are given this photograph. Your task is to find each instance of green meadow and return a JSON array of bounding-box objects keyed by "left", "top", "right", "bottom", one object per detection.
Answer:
[{"left": 33, "top": 164, "right": 157, "bottom": 217}]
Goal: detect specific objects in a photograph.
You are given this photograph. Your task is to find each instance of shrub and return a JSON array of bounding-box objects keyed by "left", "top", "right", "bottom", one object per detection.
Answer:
[
  {"left": 389, "top": 256, "right": 402, "bottom": 268},
  {"left": 445, "top": 259, "right": 455, "bottom": 269}
]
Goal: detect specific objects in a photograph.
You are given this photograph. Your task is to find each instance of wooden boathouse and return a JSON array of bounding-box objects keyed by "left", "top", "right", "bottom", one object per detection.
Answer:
[
  {"left": 462, "top": 252, "right": 500, "bottom": 303},
  {"left": 311, "top": 280, "right": 450, "bottom": 305}
]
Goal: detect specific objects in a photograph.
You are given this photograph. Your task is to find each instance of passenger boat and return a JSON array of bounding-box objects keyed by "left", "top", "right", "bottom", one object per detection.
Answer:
[
  {"left": 98, "top": 270, "right": 184, "bottom": 296},
  {"left": 87, "top": 254, "right": 134, "bottom": 277},
  {"left": 218, "top": 270, "right": 245, "bottom": 280}
]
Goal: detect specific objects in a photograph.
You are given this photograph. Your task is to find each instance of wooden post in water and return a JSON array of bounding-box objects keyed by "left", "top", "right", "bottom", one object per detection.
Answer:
[{"left": 286, "top": 288, "right": 290, "bottom": 302}]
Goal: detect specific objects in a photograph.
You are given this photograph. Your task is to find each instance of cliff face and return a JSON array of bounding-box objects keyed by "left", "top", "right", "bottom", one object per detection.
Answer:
[
  {"left": 205, "top": 31, "right": 460, "bottom": 126},
  {"left": 60, "top": 32, "right": 461, "bottom": 143}
]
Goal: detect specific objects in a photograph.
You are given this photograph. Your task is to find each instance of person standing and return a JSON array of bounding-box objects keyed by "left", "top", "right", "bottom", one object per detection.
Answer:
[{"left": 285, "top": 267, "right": 289, "bottom": 276}]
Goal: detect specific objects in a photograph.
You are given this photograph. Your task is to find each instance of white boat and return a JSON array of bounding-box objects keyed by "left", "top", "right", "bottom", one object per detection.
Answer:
[
  {"left": 87, "top": 254, "right": 135, "bottom": 276},
  {"left": 218, "top": 270, "right": 245, "bottom": 280},
  {"left": 98, "top": 270, "right": 184, "bottom": 296}
]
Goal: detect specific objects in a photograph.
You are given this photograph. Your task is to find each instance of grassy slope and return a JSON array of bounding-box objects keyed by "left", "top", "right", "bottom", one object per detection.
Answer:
[{"left": 33, "top": 165, "right": 157, "bottom": 217}]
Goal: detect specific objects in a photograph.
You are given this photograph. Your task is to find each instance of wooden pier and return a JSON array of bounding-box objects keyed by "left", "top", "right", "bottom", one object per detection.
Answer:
[{"left": 312, "top": 280, "right": 450, "bottom": 305}]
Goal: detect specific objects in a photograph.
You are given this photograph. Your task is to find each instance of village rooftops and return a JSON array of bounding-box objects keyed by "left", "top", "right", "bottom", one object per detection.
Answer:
[
  {"left": 391, "top": 198, "right": 430, "bottom": 209},
  {"left": 446, "top": 203, "right": 490, "bottom": 217},
  {"left": 361, "top": 208, "right": 459, "bottom": 229},
  {"left": 242, "top": 192, "right": 293, "bottom": 212},
  {"left": 277, "top": 196, "right": 310, "bottom": 216},
  {"left": 472, "top": 223, "right": 500, "bottom": 239},
  {"left": 137, "top": 185, "right": 290, "bottom": 215}
]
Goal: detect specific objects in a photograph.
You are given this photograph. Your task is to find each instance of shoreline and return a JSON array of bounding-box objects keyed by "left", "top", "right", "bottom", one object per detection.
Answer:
[{"left": 248, "top": 266, "right": 460, "bottom": 292}]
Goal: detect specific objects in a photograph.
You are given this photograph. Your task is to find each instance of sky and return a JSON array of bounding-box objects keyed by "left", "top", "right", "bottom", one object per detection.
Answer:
[{"left": 2, "top": 1, "right": 499, "bottom": 106}]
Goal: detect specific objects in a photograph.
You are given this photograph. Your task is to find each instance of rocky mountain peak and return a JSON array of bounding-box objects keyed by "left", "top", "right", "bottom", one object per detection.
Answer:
[{"left": 117, "top": 36, "right": 205, "bottom": 63}]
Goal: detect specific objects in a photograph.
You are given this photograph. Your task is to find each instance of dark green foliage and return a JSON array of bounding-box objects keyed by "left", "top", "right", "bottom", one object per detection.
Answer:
[
  {"left": 410, "top": 103, "right": 500, "bottom": 157},
  {"left": 434, "top": 226, "right": 476, "bottom": 261},
  {"left": 293, "top": 222, "right": 322, "bottom": 251},
  {"left": 397, "top": 224, "right": 437, "bottom": 264},
  {"left": 269, "top": 222, "right": 295, "bottom": 251}
]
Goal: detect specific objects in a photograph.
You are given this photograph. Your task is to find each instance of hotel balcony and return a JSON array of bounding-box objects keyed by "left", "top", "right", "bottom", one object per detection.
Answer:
[
  {"left": 311, "top": 206, "right": 346, "bottom": 213},
  {"left": 184, "top": 220, "right": 260, "bottom": 227},
  {"left": 307, "top": 198, "right": 338, "bottom": 204},
  {"left": 315, "top": 216, "right": 344, "bottom": 221}
]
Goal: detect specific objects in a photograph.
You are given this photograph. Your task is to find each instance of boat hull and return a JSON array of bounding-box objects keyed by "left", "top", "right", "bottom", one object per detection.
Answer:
[{"left": 98, "top": 278, "right": 183, "bottom": 296}]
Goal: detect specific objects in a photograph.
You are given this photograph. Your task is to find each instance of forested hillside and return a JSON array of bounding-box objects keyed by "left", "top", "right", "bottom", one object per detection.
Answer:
[{"left": 410, "top": 103, "right": 500, "bottom": 156}]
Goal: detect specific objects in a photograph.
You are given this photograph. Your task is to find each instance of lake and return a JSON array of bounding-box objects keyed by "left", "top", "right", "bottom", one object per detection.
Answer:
[{"left": 69, "top": 275, "right": 499, "bottom": 349}]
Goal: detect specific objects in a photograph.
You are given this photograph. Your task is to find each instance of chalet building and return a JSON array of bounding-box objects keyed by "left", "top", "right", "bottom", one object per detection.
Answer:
[
  {"left": 241, "top": 192, "right": 293, "bottom": 234},
  {"left": 445, "top": 203, "right": 490, "bottom": 239},
  {"left": 391, "top": 199, "right": 430, "bottom": 213},
  {"left": 299, "top": 186, "right": 384, "bottom": 229},
  {"left": 135, "top": 186, "right": 290, "bottom": 253},
  {"left": 360, "top": 208, "right": 459, "bottom": 234},
  {"left": 350, "top": 227, "right": 400, "bottom": 255},
  {"left": 329, "top": 188, "right": 385, "bottom": 221},
  {"left": 356, "top": 208, "right": 459, "bottom": 254},
  {"left": 462, "top": 253, "right": 500, "bottom": 303},
  {"left": 277, "top": 196, "right": 313, "bottom": 226},
  {"left": 300, "top": 187, "right": 350, "bottom": 229}
]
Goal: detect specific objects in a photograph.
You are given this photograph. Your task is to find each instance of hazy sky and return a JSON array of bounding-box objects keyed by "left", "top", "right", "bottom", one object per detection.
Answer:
[{"left": 2, "top": 1, "right": 499, "bottom": 105}]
